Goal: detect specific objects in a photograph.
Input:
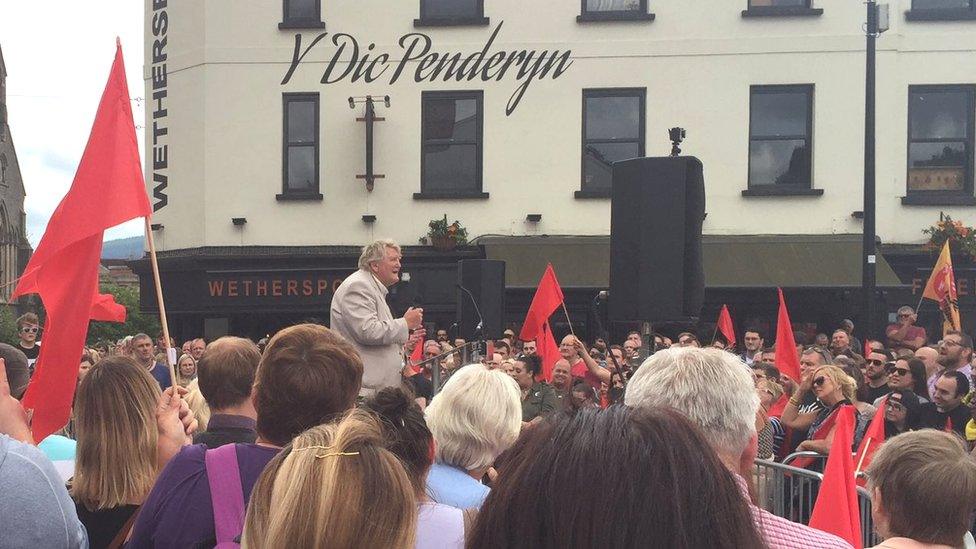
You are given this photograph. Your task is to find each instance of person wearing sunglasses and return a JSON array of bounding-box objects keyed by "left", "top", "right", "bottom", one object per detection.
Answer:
[
  {"left": 884, "top": 305, "right": 927, "bottom": 352},
  {"left": 15, "top": 312, "right": 40, "bottom": 376},
  {"left": 883, "top": 389, "right": 923, "bottom": 439},
  {"left": 864, "top": 348, "right": 896, "bottom": 403},
  {"left": 878, "top": 357, "right": 930, "bottom": 405},
  {"left": 795, "top": 365, "right": 860, "bottom": 459}
]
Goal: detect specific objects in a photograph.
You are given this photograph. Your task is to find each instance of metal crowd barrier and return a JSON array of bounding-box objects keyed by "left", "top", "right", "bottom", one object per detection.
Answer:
[
  {"left": 754, "top": 457, "right": 880, "bottom": 548},
  {"left": 408, "top": 340, "right": 484, "bottom": 394}
]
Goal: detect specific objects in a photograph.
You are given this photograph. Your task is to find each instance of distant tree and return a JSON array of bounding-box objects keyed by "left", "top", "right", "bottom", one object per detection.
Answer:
[
  {"left": 0, "top": 305, "right": 18, "bottom": 345},
  {"left": 87, "top": 283, "right": 160, "bottom": 345}
]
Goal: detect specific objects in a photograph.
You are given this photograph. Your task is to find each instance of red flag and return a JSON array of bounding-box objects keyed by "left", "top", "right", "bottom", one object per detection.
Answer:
[
  {"left": 12, "top": 42, "right": 152, "bottom": 441},
  {"left": 809, "top": 406, "right": 862, "bottom": 549},
  {"left": 717, "top": 305, "right": 736, "bottom": 348},
  {"left": 854, "top": 397, "right": 886, "bottom": 485},
  {"left": 536, "top": 321, "right": 560, "bottom": 382},
  {"left": 774, "top": 288, "right": 802, "bottom": 382},
  {"left": 408, "top": 339, "right": 425, "bottom": 375},
  {"left": 519, "top": 264, "right": 564, "bottom": 342}
]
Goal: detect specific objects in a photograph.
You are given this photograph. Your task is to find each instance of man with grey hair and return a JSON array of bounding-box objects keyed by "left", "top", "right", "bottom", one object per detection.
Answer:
[
  {"left": 331, "top": 239, "right": 423, "bottom": 396},
  {"left": 885, "top": 305, "right": 927, "bottom": 351},
  {"left": 624, "top": 347, "right": 852, "bottom": 549}
]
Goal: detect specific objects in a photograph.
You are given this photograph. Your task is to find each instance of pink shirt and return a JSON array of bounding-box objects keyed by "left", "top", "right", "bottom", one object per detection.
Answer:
[{"left": 736, "top": 474, "right": 853, "bottom": 549}]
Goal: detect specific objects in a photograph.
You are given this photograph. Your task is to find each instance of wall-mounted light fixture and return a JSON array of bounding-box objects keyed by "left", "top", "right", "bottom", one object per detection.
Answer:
[
  {"left": 525, "top": 213, "right": 542, "bottom": 223},
  {"left": 362, "top": 214, "right": 377, "bottom": 224},
  {"left": 150, "top": 223, "right": 164, "bottom": 231},
  {"left": 232, "top": 217, "right": 247, "bottom": 226}
]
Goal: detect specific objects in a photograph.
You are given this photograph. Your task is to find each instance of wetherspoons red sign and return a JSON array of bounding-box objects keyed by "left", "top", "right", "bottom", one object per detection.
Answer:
[{"left": 280, "top": 21, "right": 574, "bottom": 116}]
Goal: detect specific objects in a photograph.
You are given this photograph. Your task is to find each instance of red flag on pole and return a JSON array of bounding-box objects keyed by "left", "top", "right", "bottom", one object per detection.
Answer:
[
  {"left": 12, "top": 41, "right": 152, "bottom": 442},
  {"left": 774, "top": 288, "right": 802, "bottom": 382},
  {"left": 854, "top": 396, "right": 887, "bottom": 485},
  {"left": 519, "top": 264, "right": 565, "bottom": 342},
  {"left": 809, "top": 405, "right": 863, "bottom": 549},
  {"left": 536, "top": 321, "right": 560, "bottom": 382},
  {"left": 717, "top": 304, "right": 736, "bottom": 348}
]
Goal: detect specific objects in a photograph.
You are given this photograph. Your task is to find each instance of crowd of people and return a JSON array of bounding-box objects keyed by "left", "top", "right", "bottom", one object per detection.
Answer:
[{"left": 1, "top": 240, "right": 976, "bottom": 548}]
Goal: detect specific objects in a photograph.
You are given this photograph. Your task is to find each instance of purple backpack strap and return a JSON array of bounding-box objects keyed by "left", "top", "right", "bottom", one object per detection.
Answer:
[{"left": 205, "top": 444, "right": 245, "bottom": 547}]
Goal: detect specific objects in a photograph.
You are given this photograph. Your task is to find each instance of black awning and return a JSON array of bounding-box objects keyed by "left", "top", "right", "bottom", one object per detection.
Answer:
[{"left": 481, "top": 234, "right": 904, "bottom": 289}]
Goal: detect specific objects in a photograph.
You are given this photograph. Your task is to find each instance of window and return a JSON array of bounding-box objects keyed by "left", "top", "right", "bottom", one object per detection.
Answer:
[
  {"left": 742, "top": 0, "right": 823, "bottom": 17},
  {"left": 579, "top": 89, "right": 645, "bottom": 197},
  {"left": 417, "top": 91, "right": 486, "bottom": 199},
  {"left": 907, "top": 0, "right": 976, "bottom": 21},
  {"left": 0, "top": 155, "right": 6, "bottom": 184},
  {"left": 904, "top": 85, "right": 975, "bottom": 204},
  {"left": 745, "top": 85, "right": 820, "bottom": 196},
  {"left": 578, "top": 0, "right": 655, "bottom": 21},
  {"left": 280, "top": 93, "right": 322, "bottom": 200},
  {"left": 415, "top": 0, "right": 489, "bottom": 26},
  {"left": 279, "top": 0, "right": 324, "bottom": 29}
]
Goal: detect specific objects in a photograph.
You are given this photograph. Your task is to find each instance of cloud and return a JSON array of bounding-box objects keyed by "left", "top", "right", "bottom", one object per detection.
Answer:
[{"left": 1, "top": 1, "right": 146, "bottom": 247}]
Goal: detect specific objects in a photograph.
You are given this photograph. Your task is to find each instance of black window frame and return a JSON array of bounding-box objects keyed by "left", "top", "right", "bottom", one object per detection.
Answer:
[
  {"left": 577, "top": 88, "right": 646, "bottom": 199},
  {"left": 279, "top": 92, "right": 323, "bottom": 201},
  {"left": 414, "top": 0, "right": 490, "bottom": 27},
  {"left": 906, "top": 0, "right": 976, "bottom": 21},
  {"left": 577, "top": 0, "right": 655, "bottom": 22},
  {"left": 902, "top": 84, "right": 976, "bottom": 205},
  {"left": 415, "top": 90, "right": 488, "bottom": 200},
  {"left": 279, "top": 0, "right": 325, "bottom": 30},
  {"left": 742, "top": 0, "right": 823, "bottom": 18},
  {"left": 743, "top": 84, "right": 822, "bottom": 197}
]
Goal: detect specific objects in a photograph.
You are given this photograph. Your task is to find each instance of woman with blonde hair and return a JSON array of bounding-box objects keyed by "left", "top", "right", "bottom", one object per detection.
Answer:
[
  {"left": 71, "top": 356, "right": 196, "bottom": 548},
  {"left": 242, "top": 410, "right": 416, "bottom": 548},
  {"left": 424, "top": 364, "right": 522, "bottom": 509},
  {"left": 176, "top": 353, "right": 198, "bottom": 387},
  {"left": 794, "top": 364, "right": 861, "bottom": 457}
]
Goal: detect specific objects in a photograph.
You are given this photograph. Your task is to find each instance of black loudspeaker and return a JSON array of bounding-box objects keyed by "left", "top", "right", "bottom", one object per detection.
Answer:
[
  {"left": 457, "top": 259, "right": 505, "bottom": 340},
  {"left": 609, "top": 156, "right": 706, "bottom": 323}
]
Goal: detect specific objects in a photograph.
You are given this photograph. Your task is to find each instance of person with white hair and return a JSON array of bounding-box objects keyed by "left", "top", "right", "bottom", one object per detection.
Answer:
[
  {"left": 330, "top": 239, "right": 424, "bottom": 396},
  {"left": 624, "top": 347, "right": 853, "bottom": 549},
  {"left": 424, "top": 364, "right": 522, "bottom": 510}
]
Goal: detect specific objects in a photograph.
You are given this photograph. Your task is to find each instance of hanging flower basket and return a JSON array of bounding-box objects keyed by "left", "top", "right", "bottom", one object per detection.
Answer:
[
  {"left": 426, "top": 215, "right": 468, "bottom": 252},
  {"left": 922, "top": 214, "right": 976, "bottom": 259}
]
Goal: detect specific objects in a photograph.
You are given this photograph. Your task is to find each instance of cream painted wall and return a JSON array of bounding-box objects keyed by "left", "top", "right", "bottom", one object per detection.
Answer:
[{"left": 144, "top": 0, "right": 976, "bottom": 251}]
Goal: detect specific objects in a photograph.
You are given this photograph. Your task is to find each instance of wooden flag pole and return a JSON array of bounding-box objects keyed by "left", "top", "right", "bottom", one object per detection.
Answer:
[
  {"left": 561, "top": 302, "right": 576, "bottom": 338},
  {"left": 144, "top": 218, "right": 176, "bottom": 387}
]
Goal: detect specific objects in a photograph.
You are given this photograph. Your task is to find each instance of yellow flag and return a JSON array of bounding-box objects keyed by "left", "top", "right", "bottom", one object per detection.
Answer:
[{"left": 922, "top": 241, "right": 961, "bottom": 335}]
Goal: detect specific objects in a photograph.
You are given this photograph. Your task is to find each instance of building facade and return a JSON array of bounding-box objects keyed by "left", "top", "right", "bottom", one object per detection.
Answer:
[
  {"left": 138, "top": 0, "right": 976, "bottom": 342},
  {"left": 0, "top": 45, "right": 34, "bottom": 310}
]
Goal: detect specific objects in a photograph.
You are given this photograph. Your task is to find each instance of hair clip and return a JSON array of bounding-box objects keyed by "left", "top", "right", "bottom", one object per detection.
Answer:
[{"left": 293, "top": 445, "right": 360, "bottom": 459}]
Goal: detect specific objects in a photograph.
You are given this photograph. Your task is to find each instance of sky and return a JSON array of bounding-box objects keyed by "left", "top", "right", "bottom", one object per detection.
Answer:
[{"left": 0, "top": 1, "right": 145, "bottom": 247}]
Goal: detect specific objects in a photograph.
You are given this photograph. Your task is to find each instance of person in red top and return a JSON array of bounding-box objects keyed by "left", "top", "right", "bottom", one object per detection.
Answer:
[
  {"left": 885, "top": 306, "right": 927, "bottom": 352},
  {"left": 559, "top": 335, "right": 608, "bottom": 390}
]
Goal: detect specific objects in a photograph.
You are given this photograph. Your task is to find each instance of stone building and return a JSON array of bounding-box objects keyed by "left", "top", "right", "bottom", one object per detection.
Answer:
[{"left": 0, "top": 45, "right": 33, "bottom": 309}]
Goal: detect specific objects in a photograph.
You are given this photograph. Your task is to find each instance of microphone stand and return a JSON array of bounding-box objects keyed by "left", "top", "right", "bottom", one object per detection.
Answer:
[{"left": 456, "top": 283, "right": 487, "bottom": 359}]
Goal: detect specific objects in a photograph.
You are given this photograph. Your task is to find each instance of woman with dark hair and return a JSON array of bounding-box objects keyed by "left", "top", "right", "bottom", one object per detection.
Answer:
[
  {"left": 364, "top": 386, "right": 466, "bottom": 549},
  {"left": 883, "top": 389, "right": 924, "bottom": 438},
  {"left": 511, "top": 354, "right": 557, "bottom": 428},
  {"left": 469, "top": 406, "right": 766, "bottom": 549},
  {"left": 883, "top": 357, "right": 930, "bottom": 402}
]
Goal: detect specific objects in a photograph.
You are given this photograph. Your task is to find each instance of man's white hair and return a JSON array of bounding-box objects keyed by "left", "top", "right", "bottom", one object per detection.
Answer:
[
  {"left": 357, "top": 239, "right": 400, "bottom": 270},
  {"left": 425, "top": 364, "right": 522, "bottom": 471},
  {"left": 624, "top": 347, "right": 759, "bottom": 457}
]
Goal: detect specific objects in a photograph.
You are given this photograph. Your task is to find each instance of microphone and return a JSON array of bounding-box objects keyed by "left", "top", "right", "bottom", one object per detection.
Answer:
[{"left": 455, "top": 283, "right": 484, "bottom": 339}]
